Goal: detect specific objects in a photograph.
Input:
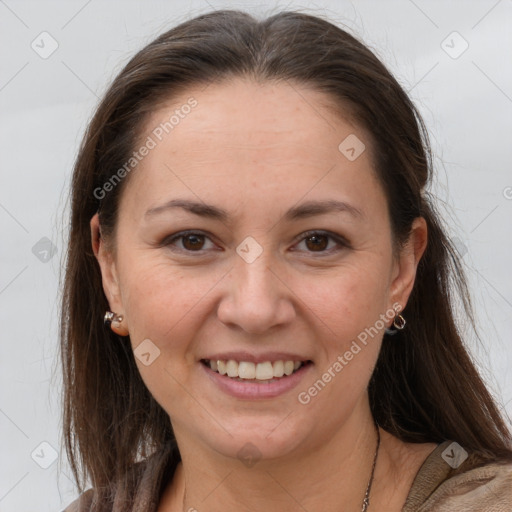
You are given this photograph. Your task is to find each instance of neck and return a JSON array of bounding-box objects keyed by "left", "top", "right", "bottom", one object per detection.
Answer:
[{"left": 167, "top": 403, "right": 392, "bottom": 512}]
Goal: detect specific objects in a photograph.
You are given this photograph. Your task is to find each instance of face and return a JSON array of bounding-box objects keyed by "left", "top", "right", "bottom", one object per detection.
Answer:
[{"left": 93, "top": 78, "right": 425, "bottom": 462}]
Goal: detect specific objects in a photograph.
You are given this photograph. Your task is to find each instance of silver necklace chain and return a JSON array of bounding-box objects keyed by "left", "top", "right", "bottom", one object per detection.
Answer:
[{"left": 361, "top": 424, "right": 381, "bottom": 512}]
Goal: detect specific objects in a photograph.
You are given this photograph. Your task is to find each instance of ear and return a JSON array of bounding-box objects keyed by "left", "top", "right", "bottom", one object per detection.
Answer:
[
  {"left": 90, "top": 213, "right": 129, "bottom": 336},
  {"left": 388, "top": 217, "right": 428, "bottom": 314}
]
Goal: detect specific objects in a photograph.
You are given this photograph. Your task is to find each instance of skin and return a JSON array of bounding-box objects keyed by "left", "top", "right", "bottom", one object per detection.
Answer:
[{"left": 91, "top": 78, "right": 435, "bottom": 511}]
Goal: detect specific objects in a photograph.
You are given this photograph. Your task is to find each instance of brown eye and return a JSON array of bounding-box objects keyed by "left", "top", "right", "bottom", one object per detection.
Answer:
[
  {"left": 293, "top": 230, "right": 349, "bottom": 255},
  {"left": 304, "top": 234, "right": 329, "bottom": 251},
  {"left": 181, "top": 234, "right": 206, "bottom": 251},
  {"left": 162, "top": 231, "right": 216, "bottom": 253}
]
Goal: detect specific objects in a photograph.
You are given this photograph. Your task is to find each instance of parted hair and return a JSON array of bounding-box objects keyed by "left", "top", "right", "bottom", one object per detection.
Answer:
[{"left": 60, "top": 8, "right": 512, "bottom": 505}]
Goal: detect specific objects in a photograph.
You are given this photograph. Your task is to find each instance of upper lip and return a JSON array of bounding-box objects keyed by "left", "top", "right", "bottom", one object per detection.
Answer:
[{"left": 201, "top": 351, "right": 311, "bottom": 364}]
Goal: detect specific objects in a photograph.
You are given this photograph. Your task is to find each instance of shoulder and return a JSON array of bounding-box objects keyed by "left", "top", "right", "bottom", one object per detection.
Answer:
[
  {"left": 62, "top": 441, "right": 180, "bottom": 511},
  {"left": 403, "top": 441, "right": 512, "bottom": 512},
  {"left": 417, "top": 460, "right": 512, "bottom": 511}
]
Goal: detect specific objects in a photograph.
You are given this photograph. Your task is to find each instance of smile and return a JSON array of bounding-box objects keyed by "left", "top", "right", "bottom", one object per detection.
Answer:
[{"left": 201, "top": 359, "right": 310, "bottom": 382}]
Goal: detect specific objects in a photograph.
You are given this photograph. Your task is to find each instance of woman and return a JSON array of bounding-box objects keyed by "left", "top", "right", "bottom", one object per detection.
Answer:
[{"left": 61, "top": 9, "right": 512, "bottom": 512}]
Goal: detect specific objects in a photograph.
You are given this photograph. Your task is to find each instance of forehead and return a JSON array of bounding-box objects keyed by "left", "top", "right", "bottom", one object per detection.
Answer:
[
  {"left": 143, "top": 79, "right": 365, "bottom": 156},
  {"left": 121, "top": 78, "right": 381, "bottom": 219}
]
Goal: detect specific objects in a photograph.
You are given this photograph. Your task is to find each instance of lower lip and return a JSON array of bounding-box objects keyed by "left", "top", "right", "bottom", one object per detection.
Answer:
[{"left": 201, "top": 362, "right": 313, "bottom": 399}]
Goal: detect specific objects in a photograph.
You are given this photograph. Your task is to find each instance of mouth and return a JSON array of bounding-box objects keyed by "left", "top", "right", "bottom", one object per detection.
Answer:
[{"left": 200, "top": 358, "right": 312, "bottom": 384}]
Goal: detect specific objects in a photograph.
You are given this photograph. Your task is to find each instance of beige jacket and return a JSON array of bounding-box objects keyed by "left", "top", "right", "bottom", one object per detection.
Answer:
[{"left": 64, "top": 440, "right": 512, "bottom": 511}]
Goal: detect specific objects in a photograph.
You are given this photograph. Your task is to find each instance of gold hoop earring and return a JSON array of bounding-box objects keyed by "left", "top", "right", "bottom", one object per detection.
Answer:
[{"left": 385, "top": 312, "right": 406, "bottom": 336}]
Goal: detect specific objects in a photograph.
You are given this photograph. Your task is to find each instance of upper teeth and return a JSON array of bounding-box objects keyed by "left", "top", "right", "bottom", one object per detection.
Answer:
[{"left": 206, "top": 359, "right": 303, "bottom": 380}]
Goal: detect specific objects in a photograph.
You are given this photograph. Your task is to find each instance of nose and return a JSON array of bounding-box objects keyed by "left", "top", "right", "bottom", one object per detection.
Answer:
[{"left": 216, "top": 250, "right": 296, "bottom": 335}]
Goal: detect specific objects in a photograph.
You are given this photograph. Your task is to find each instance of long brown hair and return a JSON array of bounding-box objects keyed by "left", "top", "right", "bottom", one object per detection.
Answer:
[{"left": 61, "top": 8, "right": 512, "bottom": 503}]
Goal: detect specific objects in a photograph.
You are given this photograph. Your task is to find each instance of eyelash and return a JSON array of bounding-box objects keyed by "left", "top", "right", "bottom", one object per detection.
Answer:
[{"left": 161, "top": 230, "right": 350, "bottom": 256}]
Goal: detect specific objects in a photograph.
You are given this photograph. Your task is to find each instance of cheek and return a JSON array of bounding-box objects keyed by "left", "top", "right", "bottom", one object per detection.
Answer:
[
  {"left": 294, "top": 266, "right": 388, "bottom": 419},
  {"left": 119, "top": 258, "right": 223, "bottom": 350},
  {"left": 118, "top": 262, "right": 213, "bottom": 406},
  {"left": 292, "top": 261, "right": 391, "bottom": 348}
]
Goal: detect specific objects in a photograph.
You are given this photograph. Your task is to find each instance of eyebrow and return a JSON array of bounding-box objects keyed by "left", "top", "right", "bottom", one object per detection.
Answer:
[{"left": 144, "top": 198, "right": 364, "bottom": 222}]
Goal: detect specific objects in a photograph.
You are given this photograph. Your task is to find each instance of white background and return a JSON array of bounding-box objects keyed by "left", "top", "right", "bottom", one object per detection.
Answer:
[{"left": 0, "top": 1, "right": 511, "bottom": 510}]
